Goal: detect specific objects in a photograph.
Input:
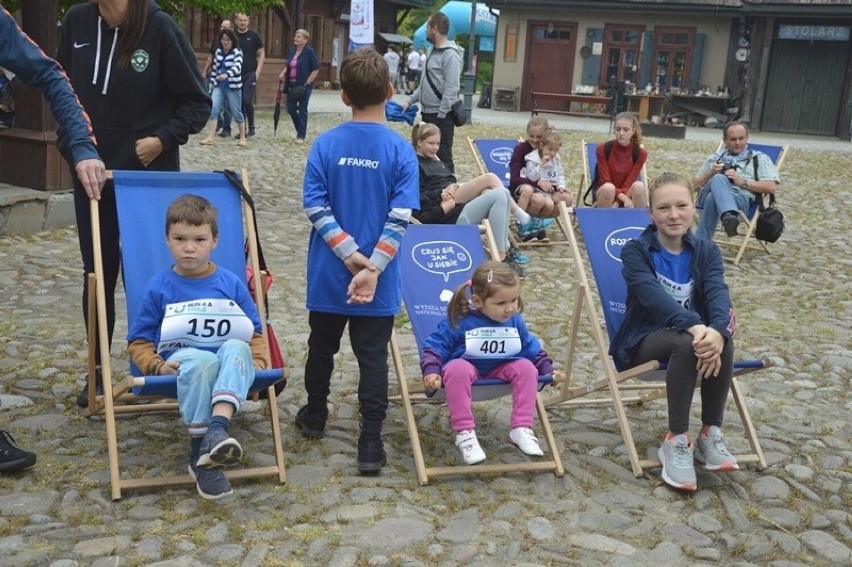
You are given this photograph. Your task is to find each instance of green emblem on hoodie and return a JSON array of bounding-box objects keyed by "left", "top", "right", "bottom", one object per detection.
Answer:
[{"left": 130, "top": 49, "right": 149, "bottom": 73}]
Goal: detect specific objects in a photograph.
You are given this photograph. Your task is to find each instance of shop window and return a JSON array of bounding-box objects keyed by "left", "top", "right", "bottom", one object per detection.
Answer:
[
  {"left": 533, "top": 23, "right": 572, "bottom": 42},
  {"left": 600, "top": 25, "right": 643, "bottom": 86},
  {"left": 652, "top": 26, "right": 695, "bottom": 90}
]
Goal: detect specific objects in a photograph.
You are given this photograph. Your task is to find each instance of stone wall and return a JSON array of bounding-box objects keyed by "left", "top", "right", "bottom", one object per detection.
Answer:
[{"left": 0, "top": 185, "right": 75, "bottom": 235}]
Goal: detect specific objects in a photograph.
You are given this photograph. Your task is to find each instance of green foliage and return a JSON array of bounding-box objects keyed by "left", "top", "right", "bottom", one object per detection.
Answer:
[
  {"left": 397, "top": 0, "right": 446, "bottom": 37},
  {"left": 3, "top": 0, "right": 283, "bottom": 22}
]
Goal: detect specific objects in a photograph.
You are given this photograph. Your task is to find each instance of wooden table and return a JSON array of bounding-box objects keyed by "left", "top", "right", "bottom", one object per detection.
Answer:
[
  {"left": 624, "top": 94, "right": 667, "bottom": 122},
  {"left": 531, "top": 91, "right": 612, "bottom": 118},
  {"left": 669, "top": 94, "right": 731, "bottom": 124}
]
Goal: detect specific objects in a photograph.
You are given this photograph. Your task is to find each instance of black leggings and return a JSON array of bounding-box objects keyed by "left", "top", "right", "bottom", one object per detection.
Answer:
[
  {"left": 74, "top": 180, "right": 120, "bottom": 366},
  {"left": 629, "top": 329, "right": 734, "bottom": 434},
  {"left": 304, "top": 312, "right": 395, "bottom": 423}
]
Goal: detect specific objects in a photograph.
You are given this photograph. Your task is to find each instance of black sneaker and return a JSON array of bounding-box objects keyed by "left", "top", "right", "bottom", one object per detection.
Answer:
[
  {"left": 76, "top": 368, "right": 104, "bottom": 408},
  {"left": 294, "top": 404, "right": 327, "bottom": 439},
  {"left": 217, "top": 130, "right": 231, "bottom": 138},
  {"left": 357, "top": 433, "right": 386, "bottom": 474},
  {"left": 0, "top": 430, "right": 36, "bottom": 472},
  {"left": 503, "top": 257, "right": 525, "bottom": 279},
  {"left": 247, "top": 128, "right": 256, "bottom": 138},
  {"left": 721, "top": 212, "right": 740, "bottom": 237}
]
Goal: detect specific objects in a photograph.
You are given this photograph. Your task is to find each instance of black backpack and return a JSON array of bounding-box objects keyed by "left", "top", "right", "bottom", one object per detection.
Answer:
[{"left": 583, "top": 140, "right": 641, "bottom": 206}]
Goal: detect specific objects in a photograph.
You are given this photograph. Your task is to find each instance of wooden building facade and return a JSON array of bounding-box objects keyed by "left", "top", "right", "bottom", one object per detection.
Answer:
[{"left": 485, "top": 0, "right": 852, "bottom": 138}]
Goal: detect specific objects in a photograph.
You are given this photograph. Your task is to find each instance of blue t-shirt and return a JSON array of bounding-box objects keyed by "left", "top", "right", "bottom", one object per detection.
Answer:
[
  {"left": 651, "top": 236, "right": 695, "bottom": 312},
  {"left": 303, "top": 121, "right": 419, "bottom": 316},
  {"left": 128, "top": 265, "right": 262, "bottom": 360}
]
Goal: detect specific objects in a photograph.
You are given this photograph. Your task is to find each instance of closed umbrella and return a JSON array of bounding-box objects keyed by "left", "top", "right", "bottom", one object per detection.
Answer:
[{"left": 273, "top": 80, "right": 283, "bottom": 137}]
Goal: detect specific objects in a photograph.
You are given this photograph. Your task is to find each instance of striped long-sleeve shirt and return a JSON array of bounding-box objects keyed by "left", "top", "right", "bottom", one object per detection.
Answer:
[
  {"left": 210, "top": 47, "right": 243, "bottom": 90},
  {"left": 303, "top": 121, "right": 420, "bottom": 316}
]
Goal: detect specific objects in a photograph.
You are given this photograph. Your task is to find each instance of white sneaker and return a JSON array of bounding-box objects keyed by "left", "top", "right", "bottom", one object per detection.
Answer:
[
  {"left": 455, "top": 430, "right": 486, "bottom": 465},
  {"left": 508, "top": 427, "right": 544, "bottom": 456}
]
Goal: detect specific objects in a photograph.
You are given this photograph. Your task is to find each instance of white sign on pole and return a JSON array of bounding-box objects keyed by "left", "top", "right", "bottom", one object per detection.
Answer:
[{"left": 349, "top": 0, "right": 375, "bottom": 51}]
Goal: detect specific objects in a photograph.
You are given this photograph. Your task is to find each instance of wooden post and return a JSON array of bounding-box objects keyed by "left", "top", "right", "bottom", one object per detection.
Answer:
[{"left": 0, "top": 0, "right": 74, "bottom": 191}]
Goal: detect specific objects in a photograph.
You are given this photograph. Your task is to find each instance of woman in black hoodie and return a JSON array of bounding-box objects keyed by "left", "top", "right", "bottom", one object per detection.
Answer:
[{"left": 57, "top": 0, "right": 211, "bottom": 407}]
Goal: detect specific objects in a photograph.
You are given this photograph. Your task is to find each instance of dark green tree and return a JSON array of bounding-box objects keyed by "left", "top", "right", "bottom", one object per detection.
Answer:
[{"left": 2, "top": 1, "right": 283, "bottom": 22}]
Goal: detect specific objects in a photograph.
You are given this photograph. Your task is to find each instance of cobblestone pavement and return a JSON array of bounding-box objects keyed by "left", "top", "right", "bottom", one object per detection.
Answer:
[{"left": 0, "top": 89, "right": 850, "bottom": 566}]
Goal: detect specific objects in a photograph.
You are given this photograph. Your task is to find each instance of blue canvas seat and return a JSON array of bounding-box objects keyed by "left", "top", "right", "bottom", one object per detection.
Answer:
[
  {"left": 701, "top": 142, "right": 788, "bottom": 266},
  {"left": 467, "top": 136, "right": 570, "bottom": 247},
  {"left": 579, "top": 139, "right": 649, "bottom": 207},
  {"left": 390, "top": 222, "right": 564, "bottom": 484},
  {"left": 84, "top": 169, "right": 287, "bottom": 500},
  {"left": 547, "top": 204, "right": 767, "bottom": 477}
]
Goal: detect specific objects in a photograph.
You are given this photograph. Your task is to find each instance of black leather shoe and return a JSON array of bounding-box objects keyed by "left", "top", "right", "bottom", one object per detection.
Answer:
[
  {"left": 217, "top": 130, "right": 231, "bottom": 138},
  {"left": 357, "top": 433, "right": 386, "bottom": 474},
  {"left": 721, "top": 213, "right": 740, "bottom": 237},
  {"left": 0, "top": 430, "right": 36, "bottom": 472},
  {"left": 294, "top": 404, "right": 327, "bottom": 439},
  {"left": 76, "top": 368, "right": 104, "bottom": 408}
]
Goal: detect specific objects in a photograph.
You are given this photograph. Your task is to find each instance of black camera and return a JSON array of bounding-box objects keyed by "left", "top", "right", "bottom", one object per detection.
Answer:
[{"left": 718, "top": 157, "right": 739, "bottom": 172}]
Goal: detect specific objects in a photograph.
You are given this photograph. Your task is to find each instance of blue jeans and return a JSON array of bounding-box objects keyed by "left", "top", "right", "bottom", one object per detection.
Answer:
[
  {"left": 172, "top": 339, "right": 254, "bottom": 437},
  {"left": 210, "top": 86, "right": 244, "bottom": 125},
  {"left": 287, "top": 84, "right": 313, "bottom": 140},
  {"left": 695, "top": 173, "right": 753, "bottom": 240}
]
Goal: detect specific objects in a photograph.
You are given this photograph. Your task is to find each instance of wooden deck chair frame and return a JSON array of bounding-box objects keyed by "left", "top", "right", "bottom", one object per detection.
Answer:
[
  {"left": 703, "top": 141, "right": 788, "bottom": 266},
  {"left": 82, "top": 169, "right": 287, "bottom": 500},
  {"left": 547, "top": 203, "right": 767, "bottom": 477},
  {"left": 390, "top": 219, "right": 564, "bottom": 484},
  {"left": 578, "top": 139, "right": 649, "bottom": 208},
  {"left": 466, "top": 136, "right": 569, "bottom": 248}
]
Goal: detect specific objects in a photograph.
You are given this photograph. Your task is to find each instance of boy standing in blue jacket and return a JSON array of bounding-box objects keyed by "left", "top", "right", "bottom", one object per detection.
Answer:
[{"left": 300, "top": 48, "right": 419, "bottom": 474}]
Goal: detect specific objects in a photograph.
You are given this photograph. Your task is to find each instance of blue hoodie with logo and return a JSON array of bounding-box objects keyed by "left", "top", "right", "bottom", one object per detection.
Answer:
[{"left": 56, "top": 0, "right": 210, "bottom": 172}]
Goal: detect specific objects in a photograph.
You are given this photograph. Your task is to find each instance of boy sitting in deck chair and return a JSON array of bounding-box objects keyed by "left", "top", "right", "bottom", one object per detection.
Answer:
[{"left": 127, "top": 195, "right": 268, "bottom": 500}]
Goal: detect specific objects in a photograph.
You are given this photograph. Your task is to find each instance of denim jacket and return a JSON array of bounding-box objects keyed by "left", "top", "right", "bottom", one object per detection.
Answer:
[{"left": 609, "top": 225, "right": 736, "bottom": 368}]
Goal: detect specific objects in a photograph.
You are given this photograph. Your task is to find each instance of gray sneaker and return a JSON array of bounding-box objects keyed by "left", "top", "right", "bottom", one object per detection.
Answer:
[
  {"left": 695, "top": 426, "right": 739, "bottom": 471},
  {"left": 658, "top": 434, "right": 697, "bottom": 491}
]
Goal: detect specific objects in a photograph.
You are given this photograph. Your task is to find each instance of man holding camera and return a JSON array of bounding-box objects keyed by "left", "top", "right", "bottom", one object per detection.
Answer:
[{"left": 692, "top": 121, "right": 780, "bottom": 240}]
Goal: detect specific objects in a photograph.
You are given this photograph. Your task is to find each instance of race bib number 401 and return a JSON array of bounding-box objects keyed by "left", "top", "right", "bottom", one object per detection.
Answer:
[
  {"left": 157, "top": 298, "right": 254, "bottom": 353},
  {"left": 464, "top": 327, "right": 522, "bottom": 359}
]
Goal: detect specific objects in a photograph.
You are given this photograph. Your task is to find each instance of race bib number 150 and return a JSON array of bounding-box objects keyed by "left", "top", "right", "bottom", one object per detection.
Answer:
[{"left": 157, "top": 298, "right": 254, "bottom": 353}]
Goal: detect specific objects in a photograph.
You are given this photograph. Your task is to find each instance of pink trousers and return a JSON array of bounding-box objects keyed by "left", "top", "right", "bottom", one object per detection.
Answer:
[{"left": 442, "top": 358, "right": 538, "bottom": 432}]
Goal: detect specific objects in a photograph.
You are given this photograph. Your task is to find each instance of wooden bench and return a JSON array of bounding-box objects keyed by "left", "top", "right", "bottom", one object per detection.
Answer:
[{"left": 531, "top": 91, "right": 612, "bottom": 118}]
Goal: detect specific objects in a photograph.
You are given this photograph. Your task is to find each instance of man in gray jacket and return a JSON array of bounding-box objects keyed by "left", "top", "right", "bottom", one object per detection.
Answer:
[{"left": 404, "top": 12, "right": 463, "bottom": 172}]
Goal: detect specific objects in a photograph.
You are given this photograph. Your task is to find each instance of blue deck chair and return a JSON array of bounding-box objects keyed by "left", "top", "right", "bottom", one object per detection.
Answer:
[
  {"left": 84, "top": 169, "right": 287, "bottom": 500},
  {"left": 579, "top": 139, "right": 649, "bottom": 207},
  {"left": 701, "top": 142, "right": 788, "bottom": 266},
  {"left": 548, "top": 203, "right": 767, "bottom": 477},
  {"left": 467, "top": 136, "right": 570, "bottom": 247},
  {"left": 467, "top": 137, "right": 517, "bottom": 189},
  {"left": 390, "top": 222, "right": 564, "bottom": 484}
]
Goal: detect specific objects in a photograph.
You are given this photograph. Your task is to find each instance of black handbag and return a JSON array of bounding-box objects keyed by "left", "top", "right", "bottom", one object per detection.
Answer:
[
  {"left": 288, "top": 84, "right": 306, "bottom": 101},
  {"left": 755, "top": 194, "right": 784, "bottom": 243},
  {"left": 449, "top": 99, "right": 467, "bottom": 126},
  {"left": 747, "top": 152, "right": 784, "bottom": 243},
  {"left": 424, "top": 62, "right": 466, "bottom": 126}
]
